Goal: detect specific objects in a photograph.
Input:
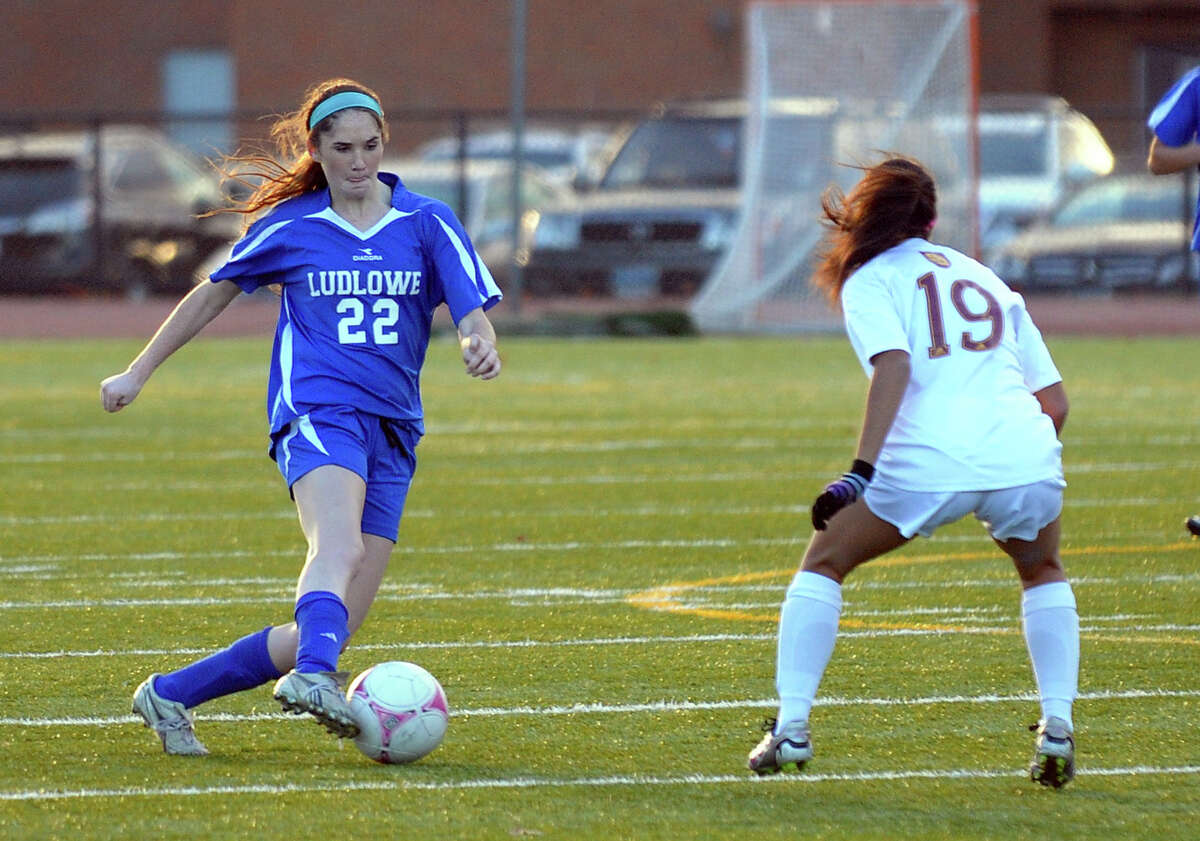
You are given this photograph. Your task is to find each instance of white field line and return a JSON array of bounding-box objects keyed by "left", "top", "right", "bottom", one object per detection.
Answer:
[
  {"left": 0, "top": 412, "right": 1191, "bottom": 440},
  {"left": 0, "top": 503, "right": 811, "bottom": 528},
  {"left": 0, "top": 417, "right": 846, "bottom": 442},
  {"left": 7, "top": 539, "right": 1200, "bottom": 571},
  {"left": 0, "top": 532, "right": 1002, "bottom": 567},
  {"left": 0, "top": 438, "right": 794, "bottom": 467},
  {"left": 0, "top": 537, "right": 810, "bottom": 568},
  {"left": 0, "top": 615, "right": 1192, "bottom": 663},
  {"left": 5, "top": 451, "right": 1198, "bottom": 480},
  {"left": 3, "top": 765, "right": 1199, "bottom": 801},
  {"left": 0, "top": 537, "right": 1187, "bottom": 579},
  {"left": 2, "top": 570, "right": 1198, "bottom": 611},
  {"left": 1, "top": 568, "right": 1198, "bottom": 610},
  {"left": 0, "top": 632, "right": 778, "bottom": 661},
  {"left": 0, "top": 537, "right": 815, "bottom": 569},
  {"left": 2, "top": 687, "right": 1197, "bottom": 728},
  {"left": 7, "top": 424, "right": 1200, "bottom": 461},
  {"left": 3, "top": 764, "right": 1200, "bottom": 802},
  {"left": 1, "top": 493, "right": 1190, "bottom": 528}
]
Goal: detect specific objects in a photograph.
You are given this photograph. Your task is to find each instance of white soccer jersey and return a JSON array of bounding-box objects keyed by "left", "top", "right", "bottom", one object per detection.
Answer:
[
  {"left": 841, "top": 238, "right": 1063, "bottom": 492},
  {"left": 211, "top": 172, "right": 501, "bottom": 437}
]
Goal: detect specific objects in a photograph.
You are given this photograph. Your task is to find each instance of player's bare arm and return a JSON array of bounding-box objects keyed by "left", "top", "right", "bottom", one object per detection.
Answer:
[
  {"left": 1034, "top": 381, "right": 1069, "bottom": 435},
  {"left": 855, "top": 349, "right": 911, "bottom": 464},
  {"left": 100, "top": 279, "right": 242, "bottom": 412},
  {"left": 456, "top": 306, "right": 501, "bottom": 380},
  {"left": 1147, "top": 136, "right": 1200, "bottom": 175}
]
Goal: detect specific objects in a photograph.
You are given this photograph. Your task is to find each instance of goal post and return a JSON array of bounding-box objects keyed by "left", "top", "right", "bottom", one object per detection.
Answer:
[{"left": 690, "top": 0, "right": 979, "bottom": 333}]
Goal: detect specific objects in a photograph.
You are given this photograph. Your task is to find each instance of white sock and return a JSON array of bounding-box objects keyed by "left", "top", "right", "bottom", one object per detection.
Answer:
[
  {"left": 1021, "top": 581, "right": 1079, "bottom": 729},
  {"left": 775, "top": 570, "right": 842, "bottom": 727}
]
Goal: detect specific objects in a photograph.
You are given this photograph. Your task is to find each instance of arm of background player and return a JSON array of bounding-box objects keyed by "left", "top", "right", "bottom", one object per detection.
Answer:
[
  {"left": 1034, "top": 381, "right": 1069, "bottom": 436},
  {"left": 100, "top": 279, "right": 244, "bottom": 412},
  {"left": 854, "top": 349, "right": 911, "bottom": 465},
  {"left": 1147, "top": 136, "right": 1200, "bottom": 175},
  {"left": 456, "top": 306, "right": 501, "bottom": 380}
]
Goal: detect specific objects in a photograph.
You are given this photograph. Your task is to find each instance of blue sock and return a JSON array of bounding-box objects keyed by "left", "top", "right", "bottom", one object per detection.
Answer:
[
  {"left": 154, "top": 626, "right": 284, "bottom": 709},
  {"left": 294, "top": 590, "right": 349, "bottom": 673}
]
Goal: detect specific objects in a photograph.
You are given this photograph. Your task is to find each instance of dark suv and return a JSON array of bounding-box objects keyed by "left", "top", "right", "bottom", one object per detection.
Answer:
[
  {"left": 522, "top": 101, "right": 745, "bottom": 298},
  {"left": 0, "top": 125, "right": 239, "bottom": 297}
]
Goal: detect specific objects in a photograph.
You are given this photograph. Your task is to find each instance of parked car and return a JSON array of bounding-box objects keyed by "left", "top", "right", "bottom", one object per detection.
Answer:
[
  {"left": 522, "top": 100, "right": 751, "bottom": 298},
  {"left": 415, "top": 128, "right": 612, "bottom": 189},
  {"left": 522, "top": 95, "right": 1113, "bottom": 300},
  {"left": 977, "top": 94, "right": 1115, "bottom": 257},
  {"left": 991, "top": 170, "right": 1199, "bottom": 293},
  {"left": 0, "top": 125, "right": 240, "bottom": 297},
  {"left": 383, "top": 157, "right": 573, "bottom": 289}
]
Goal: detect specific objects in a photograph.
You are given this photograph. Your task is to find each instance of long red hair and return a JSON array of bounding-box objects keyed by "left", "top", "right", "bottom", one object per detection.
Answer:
[
  {"left": 215, "top": 78, "right": 389, "bottom": 227},
  {"left": 812, "top": 156, "right": 937, "bottom": 304}
]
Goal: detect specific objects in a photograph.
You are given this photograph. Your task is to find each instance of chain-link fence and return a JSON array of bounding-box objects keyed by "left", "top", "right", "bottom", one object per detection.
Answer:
[
  {"left": 0, "top": 108, "right": 634, "bottom": 303},
  {"left": 1, "top": 104, "right": 1194, "bottom": 320}
]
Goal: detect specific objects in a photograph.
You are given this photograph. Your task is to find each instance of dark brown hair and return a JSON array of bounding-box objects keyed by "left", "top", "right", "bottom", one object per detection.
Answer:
[
  {"left": 214, "top": 78, "right": 388, "bottom": 227},
  {"left": 812, "top": 156, "right": 937, "bottom": 304}
]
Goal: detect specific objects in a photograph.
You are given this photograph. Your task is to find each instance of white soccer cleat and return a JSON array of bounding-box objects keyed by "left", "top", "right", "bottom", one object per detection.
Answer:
[
  {"left": 1029, "top": 716, "right": 1075, "bottom": 789},
  {"left": 131, "top": 674, "right": 209, "bottom": 756},
  {"left": 273, "top": 670, "right": 360, "bottom": 738},
  {"left": 747, "top": 717, "right": 813, "bottom": 775}
]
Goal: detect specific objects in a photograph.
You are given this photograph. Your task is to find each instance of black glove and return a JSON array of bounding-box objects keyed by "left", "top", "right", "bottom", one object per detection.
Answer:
[{"left": 811, "top": 460, "right": 875, "bottom": 530}]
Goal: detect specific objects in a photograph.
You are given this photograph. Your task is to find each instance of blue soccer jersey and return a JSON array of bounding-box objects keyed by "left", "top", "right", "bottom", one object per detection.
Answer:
[
  {"left": 211, "top": 172, "right": 501, "bottom": 436},
  {"left": 1147, "top": 66, "right": 1200, "bottom": 249}
]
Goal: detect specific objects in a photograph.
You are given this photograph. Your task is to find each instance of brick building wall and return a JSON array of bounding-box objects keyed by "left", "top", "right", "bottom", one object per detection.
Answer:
[{"left": 2, "top": 0, "right": 1197, "bottom": 155}]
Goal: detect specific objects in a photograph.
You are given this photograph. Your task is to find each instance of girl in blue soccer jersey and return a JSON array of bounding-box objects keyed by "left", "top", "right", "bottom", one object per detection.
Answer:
[
  {"left": 1146, "top": 66, "right": 1200, "bottom": 535},
  {"left": 746, "top": 158, "right": 1080, "bottom": 788},
  {"left": 101, "top": 78, "right": 502, "bottom": 756}
]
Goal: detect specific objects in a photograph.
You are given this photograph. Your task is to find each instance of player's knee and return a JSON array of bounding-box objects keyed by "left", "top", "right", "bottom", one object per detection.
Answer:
[
  {"left": 314, "top": 540, "right": 367, "bottom": 575},
  {"left": 799, "top": 548, "right": 853, "bottom": 584},
  {"left": 1013, "top": 555, "right": 1066, "bottom": 587}
]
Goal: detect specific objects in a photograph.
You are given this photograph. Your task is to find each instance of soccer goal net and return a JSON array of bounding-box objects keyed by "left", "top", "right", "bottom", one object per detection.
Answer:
[{"left": 690, "top": 0, "right": 978, "bottom": 333}]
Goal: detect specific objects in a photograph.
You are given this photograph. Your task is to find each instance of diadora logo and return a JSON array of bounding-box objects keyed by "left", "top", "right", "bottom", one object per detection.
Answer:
[{"left": 352, "top": 248, "right": 384, "bottom": 262}]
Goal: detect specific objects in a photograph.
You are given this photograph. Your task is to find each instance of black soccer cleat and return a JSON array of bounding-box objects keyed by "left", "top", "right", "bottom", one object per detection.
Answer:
[{"left": 1186, "top": 515, "right": 1200, "bottom": 537}]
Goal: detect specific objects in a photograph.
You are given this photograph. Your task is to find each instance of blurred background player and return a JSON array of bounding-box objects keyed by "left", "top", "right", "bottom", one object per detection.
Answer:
[
  {"left": 1144, "top": 66, "right": 1200, "bottom": 538},
  {"left": 747, "top": 157, "right": 1080, "bottom": 788},
  {"left": 101, "top": 77, "right": 502, "bottom": 755}
]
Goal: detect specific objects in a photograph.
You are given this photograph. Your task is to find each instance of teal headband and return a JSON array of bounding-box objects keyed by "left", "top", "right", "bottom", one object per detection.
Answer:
[{"left": 307, "top": 91, "right": 384, "bottom": 130}]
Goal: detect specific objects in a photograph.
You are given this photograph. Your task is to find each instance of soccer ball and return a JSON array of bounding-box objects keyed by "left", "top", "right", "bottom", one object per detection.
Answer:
[{"left": 346, "top": 661, "right": 449, "bottom": 764}]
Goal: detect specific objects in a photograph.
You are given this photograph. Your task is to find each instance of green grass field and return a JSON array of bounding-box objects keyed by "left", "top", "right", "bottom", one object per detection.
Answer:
[{"left": 0, "top": 332, "right": 1197, "bottom": 840}]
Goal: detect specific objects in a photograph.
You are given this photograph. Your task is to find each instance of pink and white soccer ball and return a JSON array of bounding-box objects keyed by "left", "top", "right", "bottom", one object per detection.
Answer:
[{"left": 346, "top": 661, "right": 449, "bottom": 764}]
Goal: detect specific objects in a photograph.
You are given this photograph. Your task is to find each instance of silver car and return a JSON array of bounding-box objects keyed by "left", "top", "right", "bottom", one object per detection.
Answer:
[
  {"left": 0, "top": 125, "right": 238, "bottom": 297},
  {"left": 383, "top": 157, "right": 572, "bottom": 289},
  {"left": 992, "top": 171, "right": 1198, "bottom": 293}
]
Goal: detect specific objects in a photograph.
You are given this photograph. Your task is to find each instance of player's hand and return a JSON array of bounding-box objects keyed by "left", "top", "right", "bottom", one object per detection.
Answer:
[
  {"left": 100, "top": 370, "right": 145, "bottom": 413},
  {"left": 811, "top": 460, "right": 875, "bottom": 530},
  {"left": 460, "top": 334, "right": 501, "bottom": 380}
]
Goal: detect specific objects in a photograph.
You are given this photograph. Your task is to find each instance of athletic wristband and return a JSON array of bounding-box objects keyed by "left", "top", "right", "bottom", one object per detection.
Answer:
[{"left": 849, "top": 459, "right": 875, "bottom": 482}]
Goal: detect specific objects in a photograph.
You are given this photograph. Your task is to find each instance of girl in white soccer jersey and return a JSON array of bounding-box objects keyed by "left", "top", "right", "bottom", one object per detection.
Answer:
[
  {"left": 101, "top": 78, "right": 502, "bottom": 755},
  {"left": 747, "top": 157, "right": 1080, "bottom": 788}
]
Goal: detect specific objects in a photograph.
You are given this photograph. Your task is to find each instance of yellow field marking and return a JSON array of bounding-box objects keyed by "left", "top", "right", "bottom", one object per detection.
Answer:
[
  {"left": 1083, "top": 633, "right": 1200, "bottom": 648},
  {"left": 625, "top": 540, "right": 1200, "bottom": 630},
  {"left": 628, "top": 569, "right": 782, "bottom": 623}
]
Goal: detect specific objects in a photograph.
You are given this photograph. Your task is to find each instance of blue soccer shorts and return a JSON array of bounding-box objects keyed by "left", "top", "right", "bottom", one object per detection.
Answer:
[{"left": 269, "top": 405, "right": 421, "bottom": 542}]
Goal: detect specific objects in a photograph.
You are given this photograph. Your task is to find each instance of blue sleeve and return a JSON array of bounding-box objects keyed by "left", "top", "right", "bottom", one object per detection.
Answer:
[
  {"left": 1148, "top": 68, "right": 1200, "bottom": 146},
  {"left": 209, "top": 214, "right": 298, "bottom": 293},
  {"left": 421, "top": 203, "right": 503, "bottom": 323}
]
